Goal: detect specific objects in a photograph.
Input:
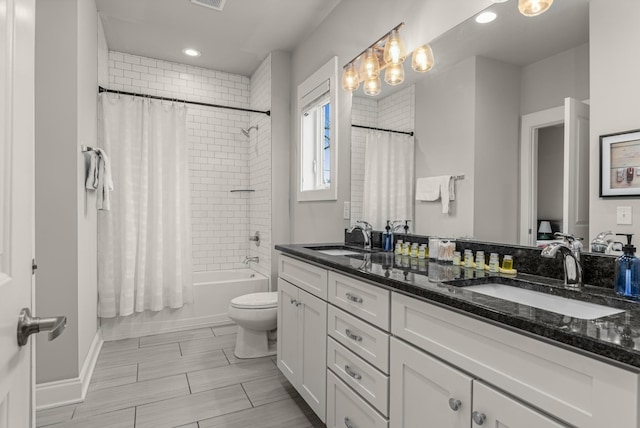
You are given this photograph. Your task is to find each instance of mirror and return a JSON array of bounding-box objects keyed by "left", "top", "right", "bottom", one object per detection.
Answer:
[
  {"left": 350, "top": 0, "right": 590, "bottom": 246},
  {"left": 298, "top": 56, "right": 339, "bottom": 201}
]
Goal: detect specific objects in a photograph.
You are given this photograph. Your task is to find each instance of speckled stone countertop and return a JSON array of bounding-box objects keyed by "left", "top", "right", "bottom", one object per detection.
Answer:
[{"left": 275, "top": 243, "right": 640, "bottom": 371}]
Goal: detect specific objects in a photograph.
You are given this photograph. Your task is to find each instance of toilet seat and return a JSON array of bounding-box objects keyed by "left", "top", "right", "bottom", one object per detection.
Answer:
[{"left": 230, "top": 292, "right": 277, "bottom": 309}]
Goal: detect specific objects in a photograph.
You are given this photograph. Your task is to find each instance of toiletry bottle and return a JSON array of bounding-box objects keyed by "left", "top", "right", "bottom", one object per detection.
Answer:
[
  {"left": 475, "top": 251, "right": 485, "bottom": 270},
  {"left": 615, "top": 234, "right": 640, "bottom": 298},
  {"left": 502, "top": 255, "right": 513, "bottom": 270},
  {"left": 395, "top": 240, "right": 403, "bottom": 255},
  {"left": 383, "top": 220, "right": 393, "bottom": 252}
]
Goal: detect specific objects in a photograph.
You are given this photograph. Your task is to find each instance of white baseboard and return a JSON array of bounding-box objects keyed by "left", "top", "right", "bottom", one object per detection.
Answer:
[{"left": 36, "top": 330, "right": 103, "bottom": 410}]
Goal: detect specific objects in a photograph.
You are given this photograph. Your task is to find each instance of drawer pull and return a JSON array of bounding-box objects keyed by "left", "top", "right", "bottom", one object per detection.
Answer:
[
  {"left": 346, "top": 292, "right": 363, "bottom": 303},
  {"left": 345, "top": 329, "right": 363, "bottom": 342},
  {"left": 472, "top": 411, "right": 486, "bottom": 425},
  {"left": 448, "top": 398, "right": 462, "bottom": 411},
  {"left": 344, "top": 417, "right": 356, "bottom": 428},
  {"left": 344, "top": 365, "right": 362, "bottom": 380}
]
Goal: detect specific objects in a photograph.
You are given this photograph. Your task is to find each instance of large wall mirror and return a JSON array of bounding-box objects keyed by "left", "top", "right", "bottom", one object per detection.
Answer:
[{"left": 350, "top": 0, "right": 591, "bottom": 248}]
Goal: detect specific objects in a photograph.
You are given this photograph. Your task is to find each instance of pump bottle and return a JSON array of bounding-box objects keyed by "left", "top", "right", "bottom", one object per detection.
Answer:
[
  {"left": 615, "top": 233, "right": 640, "bottom": 299},
  {"left": 383, "top": 220, "right": 393, "bottom": 252}
]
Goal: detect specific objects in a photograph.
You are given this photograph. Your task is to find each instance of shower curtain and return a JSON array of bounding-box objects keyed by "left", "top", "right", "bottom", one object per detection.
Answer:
[
  {"left": 363, "top": 130, "right": 415, "bottom": 230},
  {"left": 97, "top": 94, "right": 192, "bottom": 318}
]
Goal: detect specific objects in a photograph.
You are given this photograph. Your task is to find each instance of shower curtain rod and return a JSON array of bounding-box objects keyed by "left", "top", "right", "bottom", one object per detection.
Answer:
[
  {"left": 352, "top": 124, "right": 414, "bottom": 136},
  {"left": 98, "top": 86, "right": 271, "bottom": 116}
]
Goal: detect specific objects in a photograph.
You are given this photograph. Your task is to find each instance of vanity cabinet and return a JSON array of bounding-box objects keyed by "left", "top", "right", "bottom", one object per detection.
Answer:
[
  {"left": 277, "top": 256, "right": 328, "bottom": 422},
  {"left": 391, "top": 291, "right": 640, "bottom": 428}
]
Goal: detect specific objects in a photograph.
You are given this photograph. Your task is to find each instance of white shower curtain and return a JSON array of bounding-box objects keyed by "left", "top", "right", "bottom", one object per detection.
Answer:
[
  {"left": 363, "top": 131, "right": 415, "bottom": 230},
  {"left": 97, "top": 94, "right": 192, "bottom": 318}
]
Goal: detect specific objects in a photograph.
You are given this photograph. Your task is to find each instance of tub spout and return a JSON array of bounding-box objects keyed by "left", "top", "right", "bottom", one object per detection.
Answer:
[{"left": 244, "top": 256, "right": 259, "bottom": 264}]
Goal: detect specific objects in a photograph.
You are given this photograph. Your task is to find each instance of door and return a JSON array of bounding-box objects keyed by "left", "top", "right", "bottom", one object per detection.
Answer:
[
  {"left": 298, "top": 288, "right": 327, "bottom": 422},
  {"left": 277, "top": 278, "right": 299, "bottom": 384},
  {"left": 0, "top": 0, "right": 36, "bottom": 426},
  {"left": 472, "top": 381, "right": 568, "bottom": 427},
  {"left": 390, "top": 337, "right": 472, "bottom": 428},
  {"left": 563, "top": 97, "right": 590, "bottom": 241}
]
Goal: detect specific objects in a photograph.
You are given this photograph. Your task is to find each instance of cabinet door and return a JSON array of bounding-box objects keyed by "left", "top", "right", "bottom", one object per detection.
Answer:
[
  {"left": 299, "top": 288, "right": 328, "bottom": 422},
  {"left": 472, "top": 381, "right": 568, "bottom": 428},
  {"left": 327, "top": 371, "right": 388, "bottom": 428},
  {"left": 390, "top": 338, "right": 472, "bottom": 428},
  {"left": 277, "top": 278, "right": 299, "bottom": 385}
]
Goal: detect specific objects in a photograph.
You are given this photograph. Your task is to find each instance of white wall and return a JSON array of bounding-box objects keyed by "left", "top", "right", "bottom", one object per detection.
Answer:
[
  {"left": 35, "top": 0, "right": 99, "bottom": 384},
  {"left": 589, "top": 0, "right": 640, "bottom": 239},
  {"left": 107, "top": 51, "right": 254, "bottom": 272},
  {"left": 290, "top": 0, "right": 492, "bottom": 243}
]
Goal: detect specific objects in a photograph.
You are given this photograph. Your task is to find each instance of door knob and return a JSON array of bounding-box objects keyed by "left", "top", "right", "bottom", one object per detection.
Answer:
[{"left": 17, "top": 307, "right": 67, "bottom": 346}]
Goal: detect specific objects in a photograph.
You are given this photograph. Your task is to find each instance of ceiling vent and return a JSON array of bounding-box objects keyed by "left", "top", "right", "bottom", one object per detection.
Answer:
[{"left": 190, "top": 0, "right": 226, "bottom": 12}]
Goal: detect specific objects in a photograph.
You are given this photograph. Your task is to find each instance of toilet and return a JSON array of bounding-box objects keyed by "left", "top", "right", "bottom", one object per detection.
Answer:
[{"left": 227, "top": 292, "right": 278, "bottom": 359}]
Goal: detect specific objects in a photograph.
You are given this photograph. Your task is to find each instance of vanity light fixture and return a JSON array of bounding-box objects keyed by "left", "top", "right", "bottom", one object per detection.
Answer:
[
  {"left": 341, "top": 23, "right": 433, "bottom": 96},
  {"left": 518, "top": 0, "right": 553, "bottom": 17},
  {"left": 182, "top": 48, "right": 201, "bottom": 57}
]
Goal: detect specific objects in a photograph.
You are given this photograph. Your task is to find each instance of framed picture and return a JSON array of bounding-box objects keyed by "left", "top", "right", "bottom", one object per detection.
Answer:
[{"left": 600, "top": 129, "right": 640, "bottom": 197}]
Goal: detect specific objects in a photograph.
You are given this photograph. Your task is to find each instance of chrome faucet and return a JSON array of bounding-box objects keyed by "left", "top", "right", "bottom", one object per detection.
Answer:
[
  {"left": 243, "top": 256, "right": 259, "bottom": 264},
  {"left": 541, "top": 233, "right": 583, "bottom": 288},
  {"left": 347, "top": 221, "right": 373, "bottom": 251}
]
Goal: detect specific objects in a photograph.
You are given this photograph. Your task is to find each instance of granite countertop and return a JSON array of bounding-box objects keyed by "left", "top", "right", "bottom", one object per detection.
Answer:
[{"left": 275, "top": 243, "right": 640, "bottom": 371}]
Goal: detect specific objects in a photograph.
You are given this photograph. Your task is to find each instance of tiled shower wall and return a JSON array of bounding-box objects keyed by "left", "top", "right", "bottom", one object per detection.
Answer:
[
  {"left": 350, "top": 85, "right": 416, "bottom": 227},
  {"left": 108, "top": 51, "right": 254, "bottom": 272},
  {"left": 248, "top": 55, "right": 272, "bottom": 280}
]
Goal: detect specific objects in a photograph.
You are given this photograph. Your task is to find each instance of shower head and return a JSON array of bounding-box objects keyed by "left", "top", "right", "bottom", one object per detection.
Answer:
[{"left": 241, "top": 125, "right": 258, "bottom": 137}]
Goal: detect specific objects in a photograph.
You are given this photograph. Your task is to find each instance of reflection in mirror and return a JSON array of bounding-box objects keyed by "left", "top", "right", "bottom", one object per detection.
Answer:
[
  {"left": 350, "top": 0, "right": 590, "bottom": 246},
  {"left": 298, "top": 56, "right": 338, "bottom": 201}
]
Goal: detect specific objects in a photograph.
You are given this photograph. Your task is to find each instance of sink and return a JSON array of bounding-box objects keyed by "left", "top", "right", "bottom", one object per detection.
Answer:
[
  {"left": 465, "top": 283, "right": 625, "bottom": 320},
  {"left": 305, "top": 245, "right": 373, "bottom": 256}
]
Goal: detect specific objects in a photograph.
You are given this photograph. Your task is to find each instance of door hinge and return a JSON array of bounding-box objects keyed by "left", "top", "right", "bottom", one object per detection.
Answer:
[
  {"left": 32, "top": 259, "right": 38, "bottom": 274},
  {"left": 528, "top": 228, "right": 532, "bottom": 234}
]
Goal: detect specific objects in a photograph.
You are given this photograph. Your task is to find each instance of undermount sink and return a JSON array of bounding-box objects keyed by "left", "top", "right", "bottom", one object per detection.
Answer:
[
  {"left": 305, "top": 245, "right": 372, "bottom": 256},
  {"left": 465, "top": 283, "right": 625, "bottom": 320}
]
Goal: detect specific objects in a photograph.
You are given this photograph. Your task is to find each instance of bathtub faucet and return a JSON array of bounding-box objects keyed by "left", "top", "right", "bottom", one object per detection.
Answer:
[{"left": 244, "top": 256, "right": 259, "bottom": 264}]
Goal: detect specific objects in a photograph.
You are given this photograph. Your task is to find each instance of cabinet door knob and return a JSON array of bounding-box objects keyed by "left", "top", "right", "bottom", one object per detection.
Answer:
[
  {"left": 448, "top": 398, "right": 462, "bottom": 411},
  {"left": 345, "top": 328, "right": 363, "bottom": 342},
  {"left": 344, "top": 416, "right": 356, "bottom": 428},
  {"left": 346, "top": 292, "right": 363, "bottom": 303},
  {"left": 472, "top": 411, "right": 487, "bottom": 425},
  {"left": 344, "top": 365, "right": 362, "bottom": 380}
]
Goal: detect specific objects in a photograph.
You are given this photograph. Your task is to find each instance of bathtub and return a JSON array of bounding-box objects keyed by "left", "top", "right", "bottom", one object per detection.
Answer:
[{"left": 100, "top": 269, "right": 269, "bottom": 341}]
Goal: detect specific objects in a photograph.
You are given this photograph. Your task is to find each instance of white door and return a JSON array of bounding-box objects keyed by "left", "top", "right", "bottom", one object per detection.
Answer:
[
  {"left": 276, "top": 278, "right": 299, "bottom": 384},
  {"left": 298, "top": 288, "right": 327, "bottom": 422},
  {"left": 390, "top": 337, "right": 472, "bottom": 428},
  {"left": 563, "top": 97, "right": 590, "bottom": 241},
  {"left": 472, "top": 381, "right": 568, "bottom": 427},
  {"left": 0, "top": 0, "right": 36, "bottom": 426}
]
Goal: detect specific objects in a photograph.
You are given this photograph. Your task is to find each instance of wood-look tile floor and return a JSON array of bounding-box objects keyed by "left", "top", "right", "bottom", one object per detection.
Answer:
[{"left": 36, "top": 325, "right": 325, "bottom": 428}]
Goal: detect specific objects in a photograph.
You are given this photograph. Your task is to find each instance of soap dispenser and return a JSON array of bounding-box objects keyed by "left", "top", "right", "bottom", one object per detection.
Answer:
[
  {"left": 383, "top": 220, "right": 393, "bottom": 252},
  {"left": 615, "top": 233, "right": 640, "bottom": 299}
]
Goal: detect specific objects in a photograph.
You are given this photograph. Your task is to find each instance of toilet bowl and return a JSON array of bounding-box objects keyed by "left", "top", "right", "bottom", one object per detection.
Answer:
[{"left": 227, "top": 292, "right": 278, "bottom": 359}]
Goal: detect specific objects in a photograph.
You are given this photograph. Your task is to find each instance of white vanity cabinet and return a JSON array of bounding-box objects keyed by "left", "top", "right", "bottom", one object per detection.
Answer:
[
  {"left": 277, "top": 255, "right": 328, "bottom": 422},
  {"left": 391, "top": 291, "right": 640, "bottom": 428}
]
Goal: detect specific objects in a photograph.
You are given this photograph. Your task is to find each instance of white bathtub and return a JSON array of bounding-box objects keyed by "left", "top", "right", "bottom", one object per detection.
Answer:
[{"left": 100, "top": 269, "right": 269, "bottom": 341}]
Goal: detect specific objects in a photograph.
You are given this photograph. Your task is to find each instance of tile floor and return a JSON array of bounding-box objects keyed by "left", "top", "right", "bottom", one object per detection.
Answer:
[{"left": 36, "top": 325, "right": 325, "bottom": 428}]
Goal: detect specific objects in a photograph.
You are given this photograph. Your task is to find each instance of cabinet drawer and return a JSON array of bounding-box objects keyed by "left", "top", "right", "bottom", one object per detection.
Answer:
[
  {"left": 328, "top": 271, "right": 390, "bottom": 331},
  {"left": 278, "top": 254, "right": 328, "bottom": 299},
  {"left": 327, "top": 337, "right": 389, "bottom": 416},
  {"left": 328, "top": 305, "right": 389, "bottom": 374},
  {"left": 327, "top": 370, "right": 388, "bottom": 428}
]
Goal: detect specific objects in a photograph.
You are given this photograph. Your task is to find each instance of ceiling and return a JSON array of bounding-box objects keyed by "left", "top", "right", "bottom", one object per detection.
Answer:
[{"left": 96, "top": 0, "right": 343, "bottom": 76}]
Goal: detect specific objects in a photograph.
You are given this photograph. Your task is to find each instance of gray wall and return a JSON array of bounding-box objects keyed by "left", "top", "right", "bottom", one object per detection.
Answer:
[
  {"left": 35, "top": 0, "right": 98, "bottom": 383},
  {"left": 537, "top": 126, "right": 564, "bottom": 221},
  {"left": 589, "top": 0, "right": 640, "bottom": 239},
  {"left": 289, "top": 0, "right": 491, "bottom": 243}
]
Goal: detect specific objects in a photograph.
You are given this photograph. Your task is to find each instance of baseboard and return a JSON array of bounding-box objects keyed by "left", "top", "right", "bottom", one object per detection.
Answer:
[{"left": 35, "top": 330, "right": 103, "bottom": 410}]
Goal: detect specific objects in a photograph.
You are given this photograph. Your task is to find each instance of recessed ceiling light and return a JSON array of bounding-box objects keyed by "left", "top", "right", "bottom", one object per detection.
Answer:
[
  {"left": 182, "top": 48, "right": 201, "bottom": 57},
  {"left": 476, "top": 11, "right": 497, "bottom": 24}
]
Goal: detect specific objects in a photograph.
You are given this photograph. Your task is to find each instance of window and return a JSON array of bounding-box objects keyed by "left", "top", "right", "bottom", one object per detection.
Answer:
[{"left": 297, "top": 57, "right": 338, "bottom": 201}]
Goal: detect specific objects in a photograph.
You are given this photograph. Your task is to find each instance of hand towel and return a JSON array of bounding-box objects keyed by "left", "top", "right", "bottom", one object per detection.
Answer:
[
  {"left": 438, "top": 175, "right": 454, "bottom": 214},
  {"left": 415, "top": 177, "right": 441, "bottom": 201},
  {"left": 85, "top": 152, "right": 98, "bottom": 189},
  {"left": 95, "top": 148, "right": 114, "bottom": 211}
]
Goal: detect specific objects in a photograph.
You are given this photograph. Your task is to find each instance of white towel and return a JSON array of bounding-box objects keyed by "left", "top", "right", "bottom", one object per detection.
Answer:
[
  {"left": 94, "top": 148, "right": 114, "bottom": 211},
  {"left": 85, "top": 152, "right": 99, "bottom": 189},
  {"left": 415, "top": 175, "right": 456, "bottom": 214}
]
